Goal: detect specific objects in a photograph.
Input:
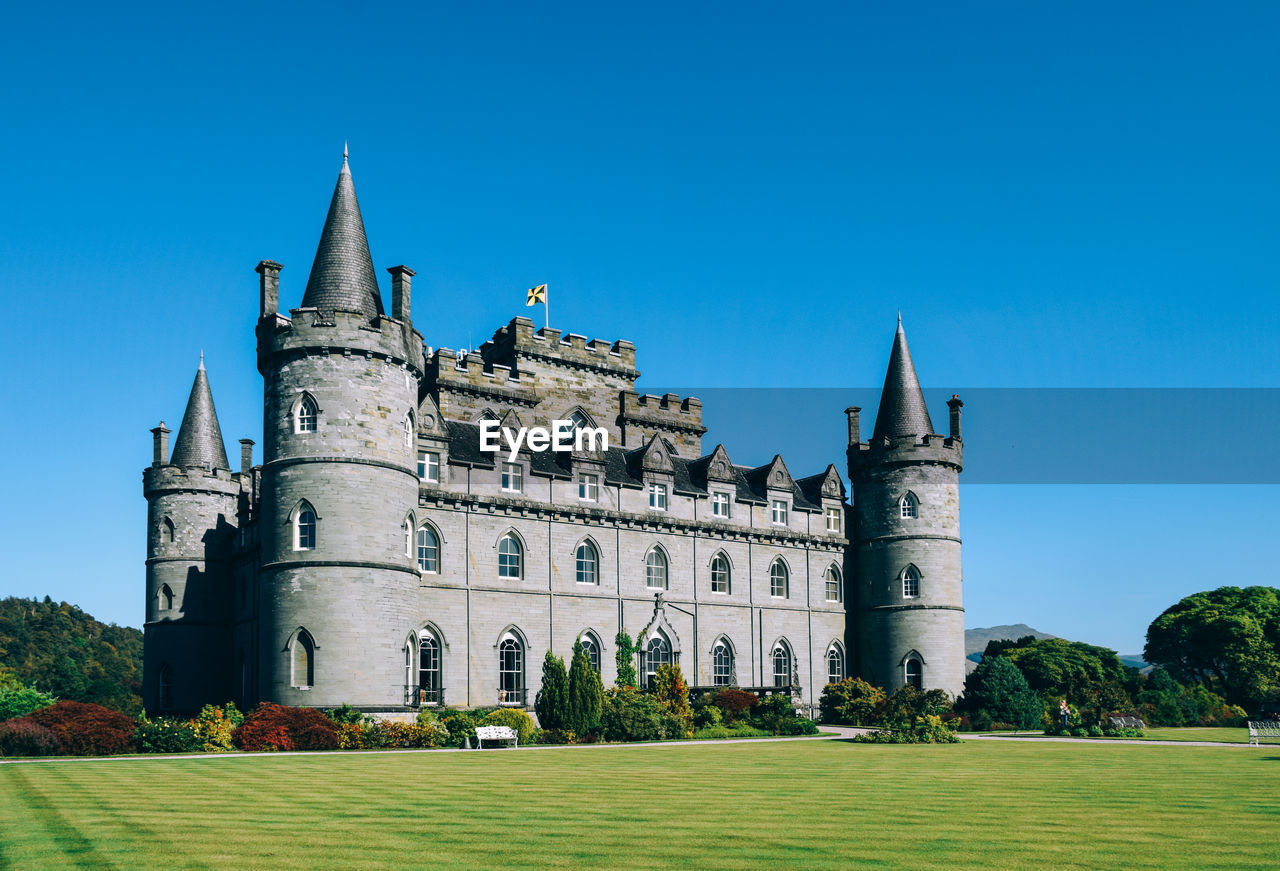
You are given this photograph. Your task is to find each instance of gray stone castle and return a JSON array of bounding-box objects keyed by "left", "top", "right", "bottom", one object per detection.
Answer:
[{"left": 142, "top": 153, "right": 966, "bottom": 716}]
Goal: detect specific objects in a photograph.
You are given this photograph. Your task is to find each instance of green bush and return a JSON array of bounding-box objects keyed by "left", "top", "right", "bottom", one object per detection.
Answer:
[
  {"left": 819, "top": 677, "right": 885, "bottom": 726},
  {"left": 601, "top": 686, "right": 665, "bottom": 742},
  {"left": 652, "top": 664, "right": 693, "bottom": 739},
  {"left": 481, "top": 708, "right": 538, "bottom": 745},
  {"left": 566, "top": 641, "right": 604, "bottom": 735},
  {"left": 853, "top": 717, "right": 959, "bottom": 744},
  {"left": 534, "top": 651, "right": 569, "bottom": 731},
  {"left": 439, "top": 709, "right": 482, "bottom": 747},
  {"left": 0, "top": 678, "right": 57, "bottom": 722},
  {"left": 135, "top": 716, "right": 203, "bottom": 753},
  {"left": 327, "top": 704, "right": 364, "bottom": 725},
  {"left": 692, "top": 703, "right": 723, "bottom": 729},
  {"left": 193, "top": 703, "right": 242, "bottom": 752}
]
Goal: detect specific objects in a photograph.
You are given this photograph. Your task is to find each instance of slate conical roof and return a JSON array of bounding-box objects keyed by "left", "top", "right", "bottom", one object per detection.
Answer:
[
  {"left": 300, "top": 149, "right": 384, "bottom": 319},
  {"left": 871, "top": 316, "right": 935, "bottom": 440},
  {"left": 169, "top": 355, "right": 230, "bottom": 469}
]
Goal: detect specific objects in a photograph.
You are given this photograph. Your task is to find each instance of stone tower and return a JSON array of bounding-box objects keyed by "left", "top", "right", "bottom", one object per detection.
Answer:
[
  {"left": 847, "top": 317, "right": 965, "bottom": 697},
  {"left": 142, "top": 357, "right": 238, "bottom": 711},
  {"left": 254, "top": 150, "right": 426, "bottom": 709}
]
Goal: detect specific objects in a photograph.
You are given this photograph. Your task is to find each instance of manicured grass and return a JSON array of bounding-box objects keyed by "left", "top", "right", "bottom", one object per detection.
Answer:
[
  {"left": 981, "top": 727, "right": 1256, "bottom": 744},
  {"left": 2, "top": 740, "right": 1279, "bottom": 870}
]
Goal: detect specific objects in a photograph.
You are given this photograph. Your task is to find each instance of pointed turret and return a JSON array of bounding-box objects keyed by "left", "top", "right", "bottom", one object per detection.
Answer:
[
  {"left": 300, "top": 147, "right": 384, "bottom": 320},
  {"left": 871, "top": 315, "right": 934, "bottom": 440},
  {"left": 169, "top": 355, "right": 230, "bottom": 469}
]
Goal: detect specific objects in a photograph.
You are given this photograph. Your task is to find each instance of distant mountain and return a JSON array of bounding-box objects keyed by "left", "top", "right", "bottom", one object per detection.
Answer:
[
  {"left": 965, "top": 624, "right": 1059, "bottom": 657},
  {"left": 1118, "top": 654, "right": 1150, "bottom": 671}
]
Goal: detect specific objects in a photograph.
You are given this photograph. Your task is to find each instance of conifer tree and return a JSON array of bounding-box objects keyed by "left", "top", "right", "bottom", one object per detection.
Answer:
[
  {"left": 566, "top": 640, "right": 604, "bottom": 734},
  {"left": 534, "top": 650, "right": 568, "bottom": 731}
]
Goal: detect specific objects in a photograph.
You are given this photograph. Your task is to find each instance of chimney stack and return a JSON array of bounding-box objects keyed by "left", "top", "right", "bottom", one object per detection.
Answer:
[
  {"left": 239, "top": 438, "right": 255, "bottom": 474},
  {"left": 947, "top": 395, "right": 963, "bottom": 440},
  {"left": 256, "top": 260, "right": 283, "bottom": 319},
  {"left": 151, "top": 422, "right": 171, "bottom": 467},
  {"left": 844, "top": 407, "right": 861, "bottom": 447},
  {"left": 388, "top": 265, "right": 415, "bottom": 322}
]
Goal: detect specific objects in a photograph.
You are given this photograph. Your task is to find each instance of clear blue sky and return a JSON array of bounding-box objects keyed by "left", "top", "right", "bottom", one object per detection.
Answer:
[{"left": 1, "top": 1, "right": 1277, "bottom": 653}]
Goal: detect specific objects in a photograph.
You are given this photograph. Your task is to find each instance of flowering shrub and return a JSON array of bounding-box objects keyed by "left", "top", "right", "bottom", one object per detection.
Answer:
[
  {"left": 193, "top": 703, "right": 243, "bottom": 751},
  {"left": 233, "top": 703, "right": 339, "bottom": 752},
  {"left": 134, "top": 716, "right": 202, "bottom": 753},
  {"left": 335, "top": 718, "right": 448, "bottom": 749},
  {"left": 23, "top": 701, "right": 136, "bottom": 756},
  {"left": 0, "top": 719, "right": 62, "bottom": 756}
]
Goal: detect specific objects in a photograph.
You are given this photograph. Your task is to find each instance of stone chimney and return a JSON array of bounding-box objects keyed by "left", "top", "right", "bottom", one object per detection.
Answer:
[
  {"left": 256, "top": 260, "right": 283, "bottom": 319},
  {"left": 947, "top": 395, "right": 963, "bottom": 440},
  {"left": 388, "top": 265, "right": 415, "bottom": 322},
  {"left": 844, "top": 407, "right": 861, "bottom": 446},
  {"left": 151, "top": 422, "right": 171, "bottom": 467},
  {"left": 239, "top": 438, "right": 255, "bottom": 474}
]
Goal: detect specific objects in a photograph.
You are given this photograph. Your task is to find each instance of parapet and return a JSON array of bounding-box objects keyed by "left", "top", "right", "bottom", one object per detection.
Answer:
[
  {"left": 619, "top": 391, "right": 707, "bottom": 456},
  {"left": 848, "top": 432, "right": 964, "bottom": 472},
  {"left": 143, "top": 463, "right": 242, "bottom": 500},
  {"left": 256, "top": 308, "right": 425, "bottom": 378},
  {"left": 480, "top": 317, "right": 638, "bottom": 378}
]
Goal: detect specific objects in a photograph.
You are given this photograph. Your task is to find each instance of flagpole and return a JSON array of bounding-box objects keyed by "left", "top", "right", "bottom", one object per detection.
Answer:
[{"left": 545, "top": 284, "right": 549, "bottom": 331}]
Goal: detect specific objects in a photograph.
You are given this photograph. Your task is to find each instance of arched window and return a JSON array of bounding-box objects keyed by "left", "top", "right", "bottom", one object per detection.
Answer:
[
  {"left": 498, "top": 533, "right": 523, "bottom": 579},
  {"left": 403, "top": 638, "right": 415, "bottom": 698},
  {"left": 645, "top": 547, "right": 668, "bottom": 590},
  {"left": 825, "top": 565, "right": 842, "bottom": 603},
  {"left": 772, "top": 640, "right": 793, "bottom": 688},
  {"left": 770, "top": 559, "right": 789, "bottom": 598},
  {"left": 579, "top": 632, "right": 602, "bottom": 673},
  {"left": 827, "top": 643, "right": 845, "bottom": 685},
  {"left": 498, "top": 633, "right": 525, "bottom": 705},
  {"left": 905, "top": 657, "right": 923, "bottom": 689},
  {"left": 902, "top": 566, "right": 921, "bottom": 599},
  {"left": 568, "top": 409, "right": 593, "bottom": 432},
  {"left": 291, "top": 630, "right": 315, "bottom": 689},
  {"left": 294, "top": 503, "right": 317, "bottom": 551},
  {"left": 157, "top": 664, "right": 173, "bottom": 710},
  {"left": 712, "top": 640, "right": 734, "bottom": 686},
  {"left": 575, "top": 540, "right": 599, "bottom": 585},
  {"left": 402, "top": 515, "right": 414, "bottom": 558},
  {"left": 419, "top": 629, "right": 442, "bottom": 705},
  {"left": 644, "top": 632, "right": 672, "bottom": 688},
  {"left": 295, "top": 395, "right": 318, "bottom": 433},
  {"left": 162, "top": 517, "right": 175, "bottom": 543},
  {"left": 158, "top": 584, "right": 174, "bottom": 612},
  {"left": 900, "top": 492, "right": 918, "bottom": 519},
  {"left": 710, "top": 552, "right": 731, "bottom": 594},
  {"left": 404, "top": 412, "right": 415, "bottom": 449},
  {"left": 417, "top": 525, "right": 440, "bottom": 573}
]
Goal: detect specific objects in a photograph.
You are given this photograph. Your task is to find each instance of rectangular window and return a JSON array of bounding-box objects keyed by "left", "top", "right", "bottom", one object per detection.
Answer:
[
  {"left": 825, "top": 506, "right": 841, "bottom": 532},
  {"left": 712, "top": 492, "right": 730, "bottom": 518},
  {"left": 418, "top": 451, "right": 440, "bottom": 483},
  {"left": 771, "top": 500, "right": 788, "bottom": 525},
  {"left": 501, "top": 463, "right": 523, "bottom": 493},
  {"left": 649, "top": 483, "right": 667, "bottom": 511},
  {"left": 578, "top": 473, "right": 599, "bottom": 502}
]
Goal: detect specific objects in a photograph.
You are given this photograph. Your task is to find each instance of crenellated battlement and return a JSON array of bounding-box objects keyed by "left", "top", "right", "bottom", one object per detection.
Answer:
[
  {"left": 849, "top": 433, "right": 964, "bottom": 471},
  {"left": 256, "top": 308, "right": 425, "bottom": 378},
  {"left": 143, "top": 462, "right": 242, "bottom": 499},
  {"left": 619, "top": 390, "right": 707, "bottom": 456},
  {"left": 480, "top": 317, "right": 638, "bottom": 378}
]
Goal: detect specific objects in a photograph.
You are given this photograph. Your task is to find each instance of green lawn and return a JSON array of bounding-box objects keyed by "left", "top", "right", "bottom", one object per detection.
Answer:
[
  {"left": 981, "top": 727, "right": 1256, "bottom": 744},
  {"left": 2, "top": 740, "right": 1278, "bottom": 870}
]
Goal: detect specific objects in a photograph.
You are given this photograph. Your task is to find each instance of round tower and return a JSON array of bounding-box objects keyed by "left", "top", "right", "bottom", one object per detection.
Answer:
[
  {"left": 848, "top": 318, "right": 965, "bottom": 697},
  {"left": 142, "top": 357, "right": 238, "bottom": 713},
  {"left": 255, "top": 150, "right": 425, "bottom": 709}
]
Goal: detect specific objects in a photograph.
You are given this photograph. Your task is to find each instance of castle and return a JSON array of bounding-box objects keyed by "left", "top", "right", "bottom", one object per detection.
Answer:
[{"left": 142, "top": 153, "right": 966, "bottom": 716}]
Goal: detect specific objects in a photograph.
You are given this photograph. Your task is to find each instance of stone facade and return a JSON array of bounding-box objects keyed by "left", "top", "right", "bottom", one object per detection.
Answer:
[{"left": 142, "top": 156, "right": 966, "bottom": 717}]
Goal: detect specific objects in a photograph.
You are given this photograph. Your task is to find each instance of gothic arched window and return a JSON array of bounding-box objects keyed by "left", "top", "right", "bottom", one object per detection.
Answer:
[
  {"left": 712, "top": 640, "right": 734, "bottom": 686},
  {"left": 905, "top": 657, "right": 923, "bottom": 689},
  {"left": 295, "top": 395, "right": 318, "bottom": 433},
  {"left": 644, "top": 632, "right": 672, "bottom": 688},
  {"left": 902, "top": 566, "right": 921, "bottom": 599},
  {"left": 645, "top": 547, "right": 668, "bottom": 590},
  {"left": 900, "top": 492, "right": 919, "bottom": 519},
  {"left": 498, "top": 633, "right": 525, "bottom": 705},
  {"left": 770, "top": 559, "right": 789, "bottom": 599},
  {"left": 772, "top": 640, "right": 793, "bottom": 688},
  {"left": 498, "top": 533, "right": 523, "bottom": 579},
  {"left": 827, "top": 643, "right": 845, "bottom": 685},
  {"left": 710, "top": 552, "right": 731, "bottom": 594},
  {"left": 417, "top": 525, "right": 440, "bottom": 573},
  {"left": 418, "top": 629, "right": 442, "bottom": 705},
  {"left": 291, "top": 630, "right": 315, "bottom": 689},
  {"left": 825, "top": 565, "right": 842, "bottom": 603},
  {"left": 575, "top": 540, "right": 599, "bottom": 585}
]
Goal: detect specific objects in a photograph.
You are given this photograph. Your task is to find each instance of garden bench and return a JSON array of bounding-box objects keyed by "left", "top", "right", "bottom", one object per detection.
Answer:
[
  {"left": 475, "top": 725, "right": 518, "bottom": 749},
  {"left": 1247, "top": 721, "right": 1280, "bottom": 746}
]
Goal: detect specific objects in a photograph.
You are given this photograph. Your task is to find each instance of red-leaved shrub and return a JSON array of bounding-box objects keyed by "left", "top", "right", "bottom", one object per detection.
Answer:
[
  {"left": 233, "top": 703, "right": 339, "bottom": 751},
  {"left": 0, "top": 719, "right": 63, "bottom": 756},
  {"left": 23, "top": 701, "right": 136, "bottom": 756},
  {"left": 711, "top": 689, "right": 759, "bottom": 723}
]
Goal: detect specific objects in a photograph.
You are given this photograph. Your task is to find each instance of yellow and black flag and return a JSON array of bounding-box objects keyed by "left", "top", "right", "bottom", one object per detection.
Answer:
[{"left": 526, "top": 284, "right": 548, "bottom": 306}]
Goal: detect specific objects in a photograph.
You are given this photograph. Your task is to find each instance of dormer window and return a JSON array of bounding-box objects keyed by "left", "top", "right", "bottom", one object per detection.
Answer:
[
  {"left": 825, "top": 506, "right": 841, "bottom": 532},
  {"left": 771, "top": 500, "right": 788, "bottom": 525},
  {"left": 712, "top": 492, "right": 730, "bottom": 518},
  {"left": 418, "top": 451, "right": 440, "bottom": 483},
  {"left": 501, "top": 463, "right": 523, "bottom": 493},
  {"left": 578, "top": 473, "right": 598, "bottom": 502},
  {"left": 649, "top": 483, "right": 668, "bottom": 511}
]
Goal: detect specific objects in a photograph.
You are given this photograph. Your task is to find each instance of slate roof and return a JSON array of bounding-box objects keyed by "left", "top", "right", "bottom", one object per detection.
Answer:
[
  {"left": 871, "top": 316, "right": 934, "bottom": 440},
  {"left": 300, "top": 153, "right": 385, "bottom": 320},
  {"left": 169, "top": 358, "right": 229, "bottom": 470},
  {"left": 794, "top": 471, "right": 836, "bottom": 508}
]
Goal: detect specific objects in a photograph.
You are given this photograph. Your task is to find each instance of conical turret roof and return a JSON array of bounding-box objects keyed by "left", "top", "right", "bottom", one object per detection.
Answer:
[
  {"left": 169, "top": 355, "right": 230, "bottom": 469},
  {"left": 300, "top": 148, "right": 384, "bottom": 320},
  {"left": 871, "top": 316, "right": 934, "bottom": 440}
]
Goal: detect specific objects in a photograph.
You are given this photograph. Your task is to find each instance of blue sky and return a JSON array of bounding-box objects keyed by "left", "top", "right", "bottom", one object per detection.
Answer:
[{"left": 1, "top": 2, "right": 1277, "bottom": 653}]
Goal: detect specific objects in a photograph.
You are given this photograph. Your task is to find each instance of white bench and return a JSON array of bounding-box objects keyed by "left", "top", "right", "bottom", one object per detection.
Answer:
[
  {"left": 1247, "top": 721, "right": 1280, "bottom": 746},
  {"left": 475, "top": 725, "right": 518, "bottom": 749}
]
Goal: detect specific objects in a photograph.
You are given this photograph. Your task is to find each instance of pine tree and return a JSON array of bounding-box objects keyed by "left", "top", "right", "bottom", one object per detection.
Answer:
[
  {"left": 566, "top": 641, "right": 604, "bottom": 734},
  {"left": 534, "top": 650, "right": 568, "bottom": 731}
]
